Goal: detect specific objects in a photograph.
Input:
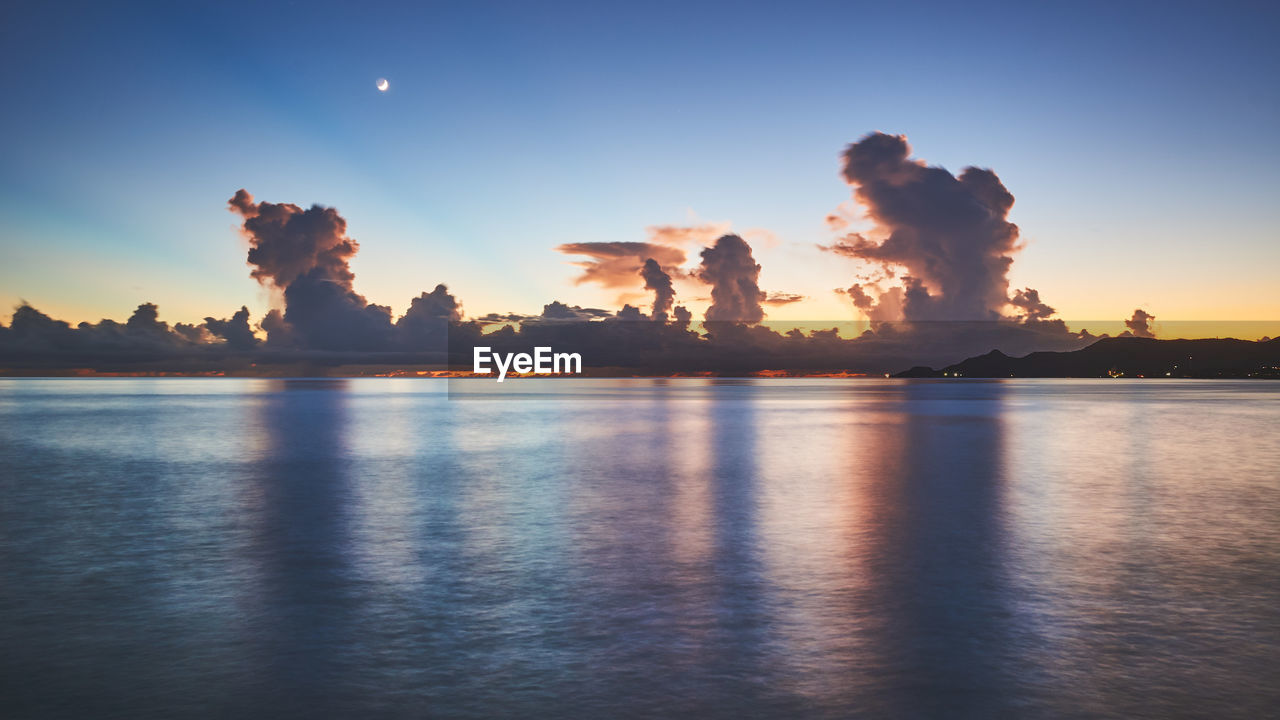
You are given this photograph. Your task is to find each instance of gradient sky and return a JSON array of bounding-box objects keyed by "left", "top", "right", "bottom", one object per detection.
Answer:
[{"left": 2, "top": 0, "right": 1278, "bottom": 331}]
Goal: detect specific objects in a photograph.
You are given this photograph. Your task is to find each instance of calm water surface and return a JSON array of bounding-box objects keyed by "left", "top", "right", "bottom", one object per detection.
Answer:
[{"left": 1, "top": 378, "right": 1278, "bottom": 719}]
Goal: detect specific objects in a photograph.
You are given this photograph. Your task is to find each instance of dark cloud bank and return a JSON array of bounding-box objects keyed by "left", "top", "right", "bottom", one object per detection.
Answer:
[{"left": 2, "top": 134, "right": 1268, "bottom": 377}]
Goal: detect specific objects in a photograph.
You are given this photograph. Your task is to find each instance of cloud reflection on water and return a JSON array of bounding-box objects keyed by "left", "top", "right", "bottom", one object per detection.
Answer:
[{"left": 2, "top": 378, "right": 1277, "bottom": 718}]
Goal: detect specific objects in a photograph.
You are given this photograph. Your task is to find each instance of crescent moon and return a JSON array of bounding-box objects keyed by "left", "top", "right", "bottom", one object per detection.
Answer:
[{"left": 376, "top": 78, "right": 389, "bottom": 92}]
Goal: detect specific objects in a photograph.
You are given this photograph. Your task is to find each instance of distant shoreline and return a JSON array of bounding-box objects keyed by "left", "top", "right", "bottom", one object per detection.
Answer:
[{"left": 5, "top": 336, "right": 1278, "bottom": 379}]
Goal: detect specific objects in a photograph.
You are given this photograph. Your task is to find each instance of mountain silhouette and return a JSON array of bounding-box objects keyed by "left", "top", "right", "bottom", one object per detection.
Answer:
[{"left": 895, "top": 337, "right": 1280, "bottom": 378}]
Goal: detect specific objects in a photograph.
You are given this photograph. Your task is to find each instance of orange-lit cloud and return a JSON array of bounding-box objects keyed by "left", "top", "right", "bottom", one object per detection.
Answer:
[{"left": 556, "top": 242, "right": 687, "bottom": 288}]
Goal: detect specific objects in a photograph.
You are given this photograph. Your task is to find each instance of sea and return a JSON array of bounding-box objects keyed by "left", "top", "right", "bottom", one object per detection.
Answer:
[{"left": 1, "top": 378, "right": 1278, "bottom": 719}]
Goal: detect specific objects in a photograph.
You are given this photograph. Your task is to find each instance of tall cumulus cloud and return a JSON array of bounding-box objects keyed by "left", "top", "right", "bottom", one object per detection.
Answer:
[
  {"left": 699, "top": 235, "right": 764, "bottom": 324},
  {"left": 640, "top": 258, "right": 675, "bottom": 322},
  {"left": 824, "top": 132, "right": 1051, "bottom": 323},
  {"left": 229, "top": 189, "right": 458, "bottom": 352}
]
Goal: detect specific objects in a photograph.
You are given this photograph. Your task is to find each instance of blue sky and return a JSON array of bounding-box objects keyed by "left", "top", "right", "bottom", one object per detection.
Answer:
[{"left": 2, "top": 0, "right": 1278, "bottom": 327}]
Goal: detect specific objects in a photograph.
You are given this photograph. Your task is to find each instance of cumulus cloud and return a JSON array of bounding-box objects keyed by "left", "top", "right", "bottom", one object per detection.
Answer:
[
  {"left": 556, "top": 223, "right": 735, "bottom": 308},
  {"left": 228, "top": 189, "right": 358, "bottom": 291},
  {"left": 824, "top": 132, "right": 1024, "bottom": 322},
  {"left": 228, "top": 189, "right": 466, "bottom": 353},
  {"left": 616, "top": 304, "right": 645, "bottom": 321},
  {"left": 699, "top": 235, "right": 764, "bottom": 324},
  {"left": 396, "top": 284, "right": 462, "bottom": 350},
  {"left": 5, "top": 304, "right": 77, "bottom": 353},
  {"left": 2, "top": 171, "right": 1180, "bottom": 377},
  {"left": 0, "top": 302, "right": 251, "bottom": 371},
  {"left": 1124, "top": 308, "right": 1156, "bottom": 338},
  {"left": 564, "top": 231, "right": 786, "bottom": 324},
  {"left": 203, "top": 306, "right": 258, "bottom": 349},
  {"left": 229, "top": 189, "right": 396, "bottom": 351},
  {"left": 1008, "top": 287, "right": 1056, "bottom": 324},
  {"left": 839, "top": 283, "right": 904, "bottom": 322},
  {"left": 640, "top": 258, "right": 675, "bottom": 322},
  {"left": 672, "top": 305, "right": 692, "bottom": 330},
  {"left": 556, "top": 222, "right": 788, "bottom": 325},
  {"left": 258, "top": 308, "right": 292, "bottom": 345}
]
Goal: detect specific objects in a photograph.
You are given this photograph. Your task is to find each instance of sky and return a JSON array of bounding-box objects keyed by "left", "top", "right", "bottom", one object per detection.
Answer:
[{"left": 2, "top": 0, "right": 1278, "bottom": 332}]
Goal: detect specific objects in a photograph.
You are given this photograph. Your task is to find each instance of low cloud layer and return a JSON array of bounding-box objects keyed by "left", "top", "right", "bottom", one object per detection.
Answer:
[{"left": 761, "top": 292, "right": 805, "bottom": 306}]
